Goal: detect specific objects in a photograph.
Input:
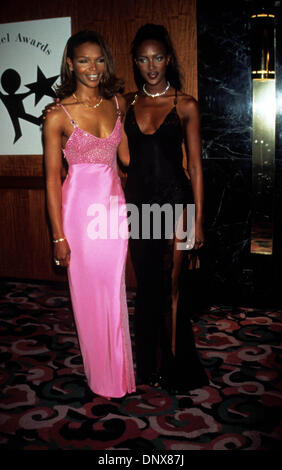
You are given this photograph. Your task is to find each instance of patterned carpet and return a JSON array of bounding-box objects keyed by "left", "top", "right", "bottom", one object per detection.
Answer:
[{"left": 0, "top": 279, "right": 281, "bottom": 451}]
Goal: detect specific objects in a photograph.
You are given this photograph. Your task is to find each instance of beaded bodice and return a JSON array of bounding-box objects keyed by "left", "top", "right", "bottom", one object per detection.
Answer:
[{"left": 61, "top": 99, "right": 121, "bottom": 172}]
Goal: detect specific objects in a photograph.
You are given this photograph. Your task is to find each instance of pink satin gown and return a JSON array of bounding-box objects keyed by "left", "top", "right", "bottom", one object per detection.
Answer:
[{"left": 60, "top": 98, "right": 136, "bottom": 398}]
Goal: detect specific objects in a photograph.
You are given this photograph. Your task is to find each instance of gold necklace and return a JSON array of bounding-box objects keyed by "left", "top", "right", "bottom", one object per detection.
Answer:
[{"left": 72, "top": 93, "right": 103, "bottom": 109}]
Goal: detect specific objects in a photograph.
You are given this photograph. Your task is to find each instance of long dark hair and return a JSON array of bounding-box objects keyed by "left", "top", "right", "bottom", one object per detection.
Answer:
[
  {"left": 56, "top": 30, "right": 124, "bottom": 99},
  {"left": 131, "top": 23, "right": 182, "bottom": 91}
]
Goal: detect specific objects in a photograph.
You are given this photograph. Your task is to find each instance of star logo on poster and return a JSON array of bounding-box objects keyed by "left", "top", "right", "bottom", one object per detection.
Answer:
[{"left": 25, "top": 66, "right": 59, "bottom": 105}]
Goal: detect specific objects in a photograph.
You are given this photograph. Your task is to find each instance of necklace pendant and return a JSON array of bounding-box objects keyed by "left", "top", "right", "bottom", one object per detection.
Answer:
[{"left": 72, "top": 93, "right": 103, "bottom": 109}]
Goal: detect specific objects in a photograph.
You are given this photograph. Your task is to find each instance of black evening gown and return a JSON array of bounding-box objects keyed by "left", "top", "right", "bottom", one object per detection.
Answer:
[{"left": 124, "top": 93, "right": 209, "bottom": 392}]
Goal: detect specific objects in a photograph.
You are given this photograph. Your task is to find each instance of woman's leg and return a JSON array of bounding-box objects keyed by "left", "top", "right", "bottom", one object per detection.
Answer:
[{"left": 161, "top": 208, "right": 209, "bottom": 391}]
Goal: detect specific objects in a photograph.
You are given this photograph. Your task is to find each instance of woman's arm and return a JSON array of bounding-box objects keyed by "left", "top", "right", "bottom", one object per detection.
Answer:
[
  {"left": 180, "top": 96, "right": 204, "bottom": 248},
  {"left": 116, "top": 95, "right": 130, "bottom": 167},
  {"left": 43, "top": 111, "right": 71, "bottom": 266}
]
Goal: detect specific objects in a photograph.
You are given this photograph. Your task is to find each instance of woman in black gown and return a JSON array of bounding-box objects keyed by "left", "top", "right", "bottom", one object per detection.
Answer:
[{"left": 124, "top": 24, "right": 209, "bottom": 393}]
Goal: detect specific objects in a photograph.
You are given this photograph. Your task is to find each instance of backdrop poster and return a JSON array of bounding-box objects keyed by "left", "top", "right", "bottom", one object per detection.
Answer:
[{"left": 0, "top": 17, "right": 71, "bottom": 155}]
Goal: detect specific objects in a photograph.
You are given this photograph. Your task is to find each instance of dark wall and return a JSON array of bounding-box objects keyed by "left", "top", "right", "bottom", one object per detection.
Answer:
[{"left": 197, "top": 0, "right": 282, "bottom": 307}]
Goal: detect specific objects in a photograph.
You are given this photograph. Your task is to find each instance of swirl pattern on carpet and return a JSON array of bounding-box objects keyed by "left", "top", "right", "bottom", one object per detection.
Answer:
[{"left": 0, "top": 280, "right": 281, "bottom": 450}]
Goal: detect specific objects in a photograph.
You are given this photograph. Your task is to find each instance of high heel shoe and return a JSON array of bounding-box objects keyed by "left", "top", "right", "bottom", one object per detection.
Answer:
[{"left": 148, "top": 372, "right": 167, "bottom": 388}]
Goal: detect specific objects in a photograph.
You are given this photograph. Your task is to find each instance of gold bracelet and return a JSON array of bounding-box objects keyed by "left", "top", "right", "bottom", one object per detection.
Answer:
[{"left": 53, "top": 237, "right": 66, "bottom": 244}]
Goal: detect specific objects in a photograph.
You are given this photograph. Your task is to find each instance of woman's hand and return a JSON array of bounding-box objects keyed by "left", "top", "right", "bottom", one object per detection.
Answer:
[
  {"left": 53, "top": 239, "right": 71, "bottom": 267},
  {"left": 42, "top": 98, "right": 61, "bottom": 120},
  {"left": 194, "top": 220, "right": 205, "bottom": 250}
]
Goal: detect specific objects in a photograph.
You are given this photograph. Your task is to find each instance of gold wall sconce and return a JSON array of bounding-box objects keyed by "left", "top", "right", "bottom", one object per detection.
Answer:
[{"left": 250, "top": 10, "right": 276, "bottom": 255}]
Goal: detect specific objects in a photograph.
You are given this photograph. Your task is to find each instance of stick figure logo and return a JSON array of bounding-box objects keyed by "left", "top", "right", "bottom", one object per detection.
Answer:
[{"left": 0, "top": 66, "right": 59, "bottom": 143}]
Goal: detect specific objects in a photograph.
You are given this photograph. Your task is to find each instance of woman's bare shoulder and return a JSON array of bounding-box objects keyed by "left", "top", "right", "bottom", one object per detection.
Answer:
[
  {"left": 177, "top": 92, "right": 200, "bottom": 119},
  {"left": 42, "top": 96, "right": 75, "bottom": 125},
  {"left": 177, "top": 92, "right": 198, "bottom": 106},
  {"left": 116, "top": 93, "right": 126, "bottom": 109}
]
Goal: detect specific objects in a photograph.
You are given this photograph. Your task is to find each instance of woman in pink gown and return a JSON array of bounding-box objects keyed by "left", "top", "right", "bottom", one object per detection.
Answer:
[{"left": 43, "top": 30, "right": 135, "bottom": 398}]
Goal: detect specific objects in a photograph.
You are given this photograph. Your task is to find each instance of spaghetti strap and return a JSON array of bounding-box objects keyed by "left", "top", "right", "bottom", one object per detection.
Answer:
[
  {"left": 114, "top": 96, "right": 122, "bottom": 116},
  {"left": 60, "top": 104, "right": 77, "bottom": 127},
  {"left": 174, "top": 89, "right": 178, "bottom": 106}
]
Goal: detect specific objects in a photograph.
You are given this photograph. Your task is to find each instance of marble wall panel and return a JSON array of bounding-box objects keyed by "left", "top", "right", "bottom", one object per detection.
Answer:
[{"left": 197, "top": 0, "right": 281, "bottom": 306}]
